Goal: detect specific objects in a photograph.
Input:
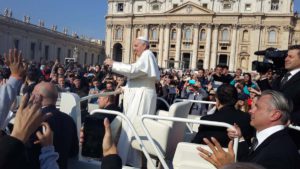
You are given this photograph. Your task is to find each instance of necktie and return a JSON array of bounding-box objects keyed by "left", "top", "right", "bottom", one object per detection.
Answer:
[
  {"left": 250, "top": 137, "right": 258, "bottom": 153},
  {"left": 280, "top": 72, "right": 291, "bottom": 88}
]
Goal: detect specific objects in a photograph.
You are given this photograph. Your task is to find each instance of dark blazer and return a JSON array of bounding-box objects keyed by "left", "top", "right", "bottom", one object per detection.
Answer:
[
  {"left": 238, "top": 129, "right": 300, "bottom": 169},
  {"left": 101, "top": 154, "right": 122, "bottom": 169},
  {"left": 272, "top": 71, "right": 300, "bottom": 124},
  {"left": 192, "top": 105, "right": 254, "bottom": 147},
  {"left": 27, "top": 105, "right": 79, "bottom": 169},
  {"left": 272, "top": 71, "right": 300, "bottom": 148}
]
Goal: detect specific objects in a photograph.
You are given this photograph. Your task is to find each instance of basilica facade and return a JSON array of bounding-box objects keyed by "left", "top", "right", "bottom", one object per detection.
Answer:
[{"left": 105, "top": 0, "right": 299, "bottom": 71}]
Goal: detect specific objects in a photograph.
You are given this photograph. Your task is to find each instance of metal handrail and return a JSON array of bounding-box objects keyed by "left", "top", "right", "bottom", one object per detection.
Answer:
[
  {"left": 173, "top": 99, "right": 217, "bottom": 133},
  {"left": 174, "top": 98, "right": 216, "bottom": 105},
  {"left": 157, "top": 97, "right": 170, "bottom": 109},
  {"left": 90, "top": 109, "right": 157, "bottom": 169},
  {"left": 80, "top": 91, "right": 119, "bottom": 102},
  {"left": 140, "top": 115, "right": 239, "bottom": 169}
]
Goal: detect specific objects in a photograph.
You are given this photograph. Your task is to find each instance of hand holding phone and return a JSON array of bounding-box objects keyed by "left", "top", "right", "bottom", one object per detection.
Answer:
[{"left": 81, "top": 116, "right": 105, "bottom": 159}]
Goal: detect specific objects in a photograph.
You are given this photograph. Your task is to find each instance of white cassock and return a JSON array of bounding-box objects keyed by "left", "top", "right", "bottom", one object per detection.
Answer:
[{"left": 112, "top": 49, "right": 160, "bottom": 167}]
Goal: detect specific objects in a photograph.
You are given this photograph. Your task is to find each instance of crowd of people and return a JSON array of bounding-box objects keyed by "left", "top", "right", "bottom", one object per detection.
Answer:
[{"left": 0, "top": 40, "right": 300, "bottom": 169}]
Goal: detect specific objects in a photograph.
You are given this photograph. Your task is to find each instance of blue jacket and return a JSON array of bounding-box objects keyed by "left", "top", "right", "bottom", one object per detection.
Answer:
[{"left": 0, "top": 77, "right": 22, "bottom": 129}]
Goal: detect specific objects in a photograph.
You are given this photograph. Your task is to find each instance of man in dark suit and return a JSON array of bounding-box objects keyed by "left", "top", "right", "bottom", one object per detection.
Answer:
[
  {"left": 192, "top": 84, "right": 254, "bottom": 147},
  {"left": 198, "top": 90, "right": 300, "bottom": 169},
  {"left": 28, "top": 82, "right": 79, "bottom": 169},
  {"left": 89, "top": 89, "right": 121, "bottom": 122},
  {"left": 272, "top": 45, "right": 300, "bottom": 148}
]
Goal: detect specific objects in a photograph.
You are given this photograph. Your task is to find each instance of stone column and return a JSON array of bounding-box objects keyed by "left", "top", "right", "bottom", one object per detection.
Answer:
[
  {"left": 204, "top": 24, "right": 212, "bottom": 69},
  {"left": 51, "top": 43, "right": 56, "bottom": 61},
  {"left": 281, "top": 26, "right": 290, "bottom": 49},
  {"left": 175, "top": 23, "right": 182, "bottom": 69},
  {"left": 250, "top": 24, "right": 262, "bottom": 71},
  {"left": 191, "top": 24, "right": 200, "bottom": 70},
  {"left": 229, "top": 24, "right": 238, "bottom": 71},
  {"left": 210, "top": 24, "right": 219, "bottom": 69},
  {"left": 22, "top": 36, "right": 29, "bottom": 60},
  {"left": 124, "top": 24, "right": 132, "bottom": 63},
  {"left": 105, "top": 24, "right": 113, "bottom": 58},
  {"left": 163, "top": 24, "right": 170, "bottom": 68},
  {"left": 158, "top": 24, "right": 165, "bottom": 67},
  {"left": 3, "top": 32, "right": 10, "bottom": 54},
  {"left": 143, "top": 24, "right": 149, "bottom": 39}
]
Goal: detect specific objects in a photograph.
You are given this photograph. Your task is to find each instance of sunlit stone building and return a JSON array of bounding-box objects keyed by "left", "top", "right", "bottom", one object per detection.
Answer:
[
  {"left": 0, "top": 9, "right": 105, "bottom": 65},
  {"left": 106, "top": 0, "right": 298, "bottom": 71}
]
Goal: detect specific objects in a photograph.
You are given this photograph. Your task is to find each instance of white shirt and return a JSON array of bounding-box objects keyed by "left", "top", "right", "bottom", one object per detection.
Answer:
[
  {"left": 255, "top": 125, "right": 285, "bottom": 150},
  {"left": 288, "top": 68, "right": 300, "bottom": 81}
]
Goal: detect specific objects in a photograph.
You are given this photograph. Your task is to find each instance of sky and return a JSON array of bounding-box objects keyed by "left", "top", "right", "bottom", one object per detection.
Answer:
[
  {"left": 0, "top": 0, "right": 299, "bottom": 40},
  {"left": 0, "top": 0, "right": 107, "bottom": 40}
]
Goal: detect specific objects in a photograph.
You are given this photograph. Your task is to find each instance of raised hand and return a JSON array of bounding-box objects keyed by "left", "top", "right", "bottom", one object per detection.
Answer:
[
  {"left": 34, "top": 122, "right": 54, "bottom": 147},
  {"left": 11, "top": 94, "right": 52, "bottom": 143},
  {"left": 4, "top": 49, "right": 26, "bottom": 79},
  {"left": 102, "top": 118, "right": 117, "bottom": 157},
  {"left": 227, "top": 123, "right": 242, "bottom": 140},
  {"left": 197, "top": 137, "right": 235, "bottom": 169}
]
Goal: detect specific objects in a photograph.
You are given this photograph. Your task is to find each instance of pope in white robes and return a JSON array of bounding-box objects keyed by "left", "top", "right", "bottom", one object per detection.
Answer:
[{"left": 104, "top": 37, "right": 160, "bottom": 167}]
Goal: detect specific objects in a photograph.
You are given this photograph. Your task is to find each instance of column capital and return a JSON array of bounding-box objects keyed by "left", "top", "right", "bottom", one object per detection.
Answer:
[
  {"left": 193, "top": 23, "right": 200, "bottom": 29},
  {"left": 231, "top": 24, "right": 238, "bottom": 29},
  {"left": 251, "top": 24, "right": 263, "bottom": 30},
  {"left": 213, "top": 24, "right": 220, "bottom": 29},
  {"left": 165, "top": 23, "right": 171, "bottom": 28},
  {"left": 204, "top": 23, "right": 212, "bottom": 29},
  {"left": 176, "top": 23, "right": 183, "bottom": 29},
  {"left": 159, "top": 24, "right": 165, "bottom": 29},
  {"left": 282, "top": 25, "right": 293, "bottom": 32},
  {"left": 143, "top": 24, "right": 149, "bottom": 29},
  {"left": 125, "top": 24, "right": 132, "bottom": 28},
  {"left": 107, "top": 24, "right": 113, "bottom": 28},
  {"left": 133, "top": 24, "right": 142, "bottom": 28}
]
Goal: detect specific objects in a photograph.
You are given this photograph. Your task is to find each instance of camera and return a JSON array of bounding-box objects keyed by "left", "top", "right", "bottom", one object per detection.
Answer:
[
  {"left": 65, "top": 58, "right": 75, "bottom": 65},
  {"left": 252, "top": 47, "right": 288, "bottom": 75}
]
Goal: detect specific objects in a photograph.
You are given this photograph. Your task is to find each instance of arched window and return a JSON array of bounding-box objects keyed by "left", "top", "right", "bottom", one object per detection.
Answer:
[
  {"left": 184, "top": 28, "right": 192, "bottom": 41},
  {"left": 169, "top": 58, "right": 175, "bottom": 68},
  {"left": 221, "top": 29, "right": 229, "bottom": 41},
  {"left": 199, "top": 29, "right": 206, "bottom": 41},
  {"left": 151, "top": 28, "right": 158, "bottom": 40},
  {"left": 197, "top": 59, "right": 204, "bottom": 69},
  {"left": 115, "top": 27, "right": 123, "bottom": 40},
  {"left": 136, "top": 29, "right": 141, "bottom": 38},
  {"left": 242, "top": 30, "right": 249, "bottom": 42},
  {"left": 171, "top": 29, "right": 177, "bottom": 40},
  {"left": 268, "top": 30, "right": 276, "bottom": 43}
]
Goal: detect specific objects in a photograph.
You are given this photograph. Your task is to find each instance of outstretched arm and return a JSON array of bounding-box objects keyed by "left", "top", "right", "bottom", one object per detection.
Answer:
[
  {"left": 0, "top": 49, "right": 25, "bottom": 128},
  {"left": 101, "top": 118, "right": 122, "bottom": 169}
]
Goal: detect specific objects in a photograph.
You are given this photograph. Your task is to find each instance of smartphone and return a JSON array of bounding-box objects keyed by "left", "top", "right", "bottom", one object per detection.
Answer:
[{"left": 81, "top": 116, "right": 105, "bottom": 159}]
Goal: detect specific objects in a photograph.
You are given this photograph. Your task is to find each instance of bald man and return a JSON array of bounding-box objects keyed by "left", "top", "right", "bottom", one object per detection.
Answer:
[{"left": 27, "top": 82, "right": 79, "bottom": 169}]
